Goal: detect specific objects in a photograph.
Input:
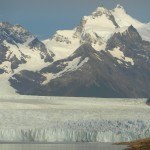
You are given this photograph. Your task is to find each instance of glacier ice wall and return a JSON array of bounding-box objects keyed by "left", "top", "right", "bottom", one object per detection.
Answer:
[
  {"left": 0, "top": 120, "right": 150, "bottom": 142},
  {"left": 0, "top": 96, "right": 149, "bottom": 142}
]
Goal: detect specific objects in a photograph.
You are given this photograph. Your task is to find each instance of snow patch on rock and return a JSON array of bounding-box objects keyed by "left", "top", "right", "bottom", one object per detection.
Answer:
[
  {"left": 42, "top": 57, "right": 89, "bottom": 84},
  {"left": 109, "top": 47, "right": 134, "bottom": 66}
]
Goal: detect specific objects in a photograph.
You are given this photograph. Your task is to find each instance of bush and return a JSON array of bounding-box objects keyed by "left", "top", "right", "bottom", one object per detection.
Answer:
[{"left": 146, "top": 98, "right": 150, "bottom": 104}]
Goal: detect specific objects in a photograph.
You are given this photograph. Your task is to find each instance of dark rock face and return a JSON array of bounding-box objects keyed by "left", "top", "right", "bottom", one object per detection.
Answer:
[
  {"left": 0, "top": 44, "right": 7, "bottom": 64},
  {"left": 38, "top": 47, "right": 124, "bottom": 97},
  {"left": 10, "top": 55, "right": 27, "bottom": 70},
  {"left": 0, "top": 22, "right": 33, "bottom": 44},
  {"left": 9, "top": 70, "right": 46, "bottom": 95},
  {"left": 10, "top": 44, "right": 123, "bottom": 97},
  {"left": 0, "top": 68, "right": 5, "bottom": 74},
  {"left": 8, "top": 26, "right": 150, "bottom": 97},
  {"left": 106, "top": 26, "right": 142, "bottom": 50},
  {"left": 28, "top": 38, "right": 54, "bottom": 62}
]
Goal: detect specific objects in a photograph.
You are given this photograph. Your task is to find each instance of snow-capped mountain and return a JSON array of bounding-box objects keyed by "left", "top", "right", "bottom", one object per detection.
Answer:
[
  {"left": 0, "top": 22, "right": 54, "bottom": 94},
  {"left": 43, "top": 4, "right": 150, "bottom": 60},
  {"left": 0, "top": 22, "right": 54, "bottom": 73},
  {"left": 0, "top": 4, "right": 150, "bottom": 97},
  {"left": 10, "top": 25, "right": 150, "bottom": 97}
]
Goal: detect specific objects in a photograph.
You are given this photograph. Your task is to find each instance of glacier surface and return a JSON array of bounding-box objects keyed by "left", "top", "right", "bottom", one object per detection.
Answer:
[{"left": 0, "top": 96, "right": 149, "bottom": 142}]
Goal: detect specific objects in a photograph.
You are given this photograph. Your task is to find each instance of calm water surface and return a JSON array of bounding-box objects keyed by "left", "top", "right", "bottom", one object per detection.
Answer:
[{"left": 0, "top": 143, "right": 128, "bottom": 150}]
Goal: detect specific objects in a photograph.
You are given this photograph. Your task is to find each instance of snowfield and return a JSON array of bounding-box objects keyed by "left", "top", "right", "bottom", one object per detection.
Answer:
[{"left": 0, "top": 96, "right": 149, "bottom": 143}]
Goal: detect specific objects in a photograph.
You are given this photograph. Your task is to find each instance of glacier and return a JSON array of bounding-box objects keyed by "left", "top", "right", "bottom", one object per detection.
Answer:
[
  {"left": 0, "top": 96, "right": 149, "bottom": 142},
  {"left": 0, "top": 120, "right": 149, "bottom": 143}
]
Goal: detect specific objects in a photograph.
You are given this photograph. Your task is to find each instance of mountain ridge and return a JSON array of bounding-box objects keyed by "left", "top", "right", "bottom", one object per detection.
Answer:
[
  {"left": 9, "top": 26, "right": 150, "bottom": 97},
  {"left": 0, "top": 4, "right": 150, "bottom": 97},
  {"left": 43, "top": 4, "right": 149, "bottom": 60}
]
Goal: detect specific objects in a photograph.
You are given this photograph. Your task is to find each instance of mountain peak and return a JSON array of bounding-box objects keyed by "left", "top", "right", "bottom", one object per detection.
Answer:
[
  {"left": 0, "top": 22, "right": 29, "bottom": 34},
  {"left": 14, "top": 24, "right": 24, "bottom": 29},
  {"left": 12, "top": 24, "right": 29, "bottom": 34},
  {"left": 92, "top": 5, "right": 111, "bottom": 17},
  {"left": 116, "top": 4, "right": 124, "bottom": 9},
  {"left": 74, "top": 43, "right": 95, "bottom": 54},
  {"left": 96, "top": 5, "right": 108, "bottom": 12},
  {"left": 128, "top": 25, "right": 140, "bottom": 33},
  {"left": 0, "top": 22, "right": 12, "bottom": 28},
  {"left": 114, "top": 4, "right": 126, "bottom": 13}
]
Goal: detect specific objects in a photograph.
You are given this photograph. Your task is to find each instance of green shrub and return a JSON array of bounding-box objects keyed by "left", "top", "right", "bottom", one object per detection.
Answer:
[{"left": 146, "top": 98, "right": 150, "bottom": 104}]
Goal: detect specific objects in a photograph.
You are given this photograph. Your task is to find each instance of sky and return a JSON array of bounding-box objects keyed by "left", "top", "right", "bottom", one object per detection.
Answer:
[{"left": 0, "top": 0, "right": 150, "bottom": 40}]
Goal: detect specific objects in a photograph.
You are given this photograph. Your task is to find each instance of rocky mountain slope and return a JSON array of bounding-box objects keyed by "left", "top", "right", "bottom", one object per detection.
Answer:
[
  {"left": 0, "top": 22, "right": 54, "bottom": 94},
  {"left": 0, "top": 4, "right": 150, "bottom": 97},
  {"left": 10, "top": 26, "right": 150, "bottom": 97}
]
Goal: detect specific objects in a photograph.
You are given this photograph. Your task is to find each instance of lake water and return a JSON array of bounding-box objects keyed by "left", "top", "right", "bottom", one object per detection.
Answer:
[{"left": 0, "top": 143, "right": 128, "bottom": 150}]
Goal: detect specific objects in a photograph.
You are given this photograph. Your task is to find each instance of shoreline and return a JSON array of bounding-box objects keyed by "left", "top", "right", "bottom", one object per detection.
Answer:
[{"left": 116, "top": 138, "right": 150, "bottom": 150}]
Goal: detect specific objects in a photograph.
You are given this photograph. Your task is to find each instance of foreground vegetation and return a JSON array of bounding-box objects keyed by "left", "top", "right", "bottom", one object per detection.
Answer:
[
  {"left": 116, "top": 138, "right": 150, "bottom": 150},
  {"left": 146, "top": 98, "right": 150, "bottom": 105}
]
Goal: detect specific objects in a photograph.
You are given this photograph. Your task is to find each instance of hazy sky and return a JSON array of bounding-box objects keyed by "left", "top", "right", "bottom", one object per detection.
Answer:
[{"left": 0, "top": 0, "right": 150, "bottom": 39}]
